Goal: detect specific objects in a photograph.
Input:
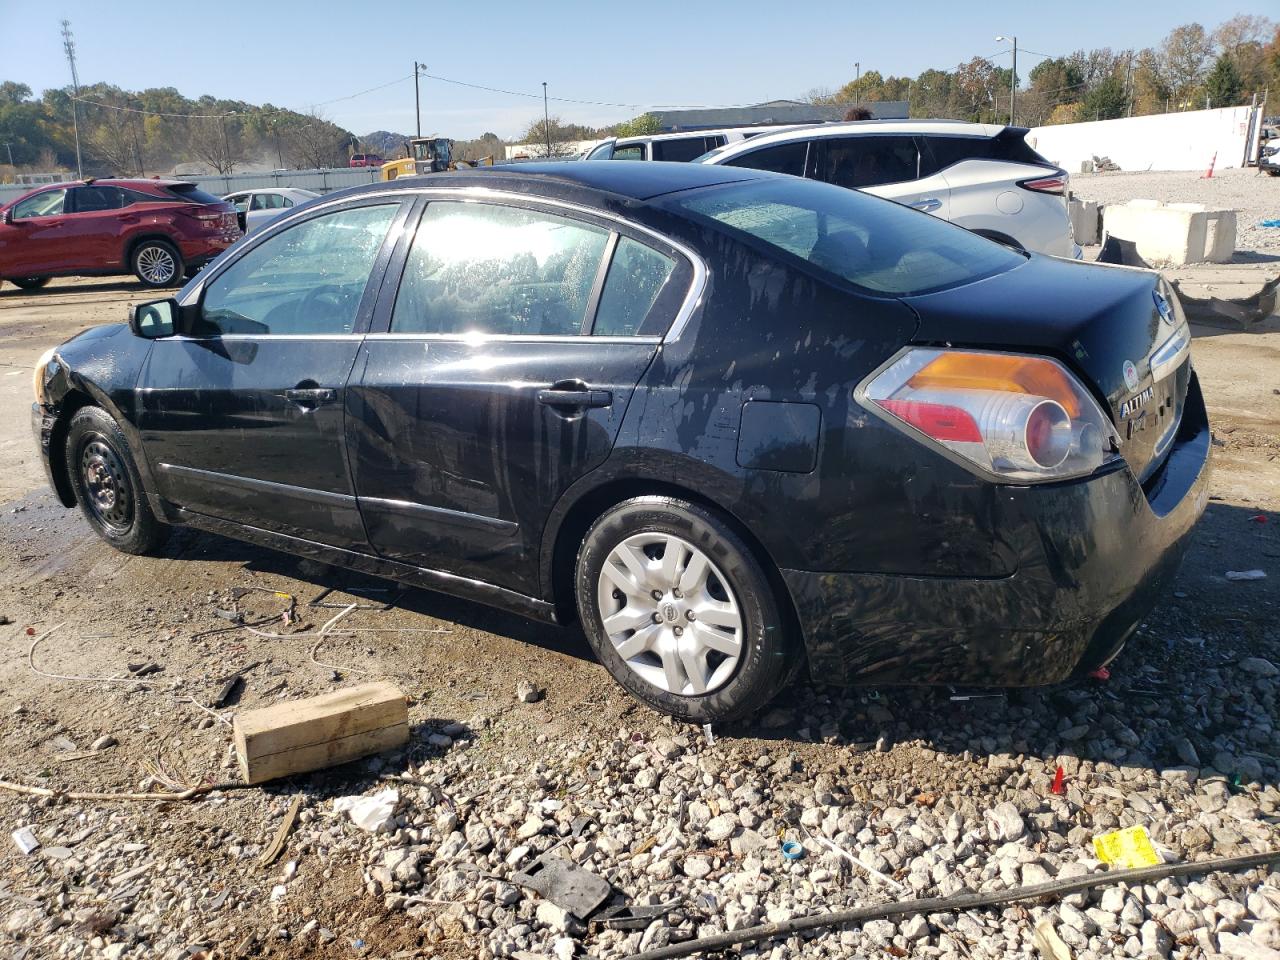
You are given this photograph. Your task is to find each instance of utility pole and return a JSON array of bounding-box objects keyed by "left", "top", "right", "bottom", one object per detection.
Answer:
[
  {"left": 1125, "top": 51, "right": 1135, "bottom": 117},
  {"left": 542, "top": 82, "right": 551, "bottom": 158},
  {"left": 3, "top": 143, "right": 12, "bottom": 167},
  {"left": 854, "top": 62, "right": 861, "bottom": 106},
  {"left": 414, "top": 61, "right": 423, "bottom": 138},
  {"left": 221, "top": 111, "right": 236, "bottom": 174},
  {"left": 995, "top": 35, "right": 1017, "bottom": 125},
  {"left": 60, "top": 20, "right": 83, "bottom": 179}
]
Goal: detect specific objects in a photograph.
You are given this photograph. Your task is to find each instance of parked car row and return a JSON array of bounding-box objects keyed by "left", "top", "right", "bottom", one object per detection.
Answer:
[
  {"left": 31, "top": 161, "right": 1208, "bottom": 721},
  {"left": 588, "top": 119, "right": 1079, "bottom": 258}
]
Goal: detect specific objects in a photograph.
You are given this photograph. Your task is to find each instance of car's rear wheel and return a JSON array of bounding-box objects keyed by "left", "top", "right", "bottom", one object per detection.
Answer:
[
  {"left": 11, "top": 277, "right": 51, "bottom": 290},
  {"left": 131, "top": 240, "right": 183, "bottom": 288},
  {"left": 575, "top": 496, "right": 795, "bottom": 722},
  {"left": 66, "top": 406, "right": 169, "bottom": 555}
]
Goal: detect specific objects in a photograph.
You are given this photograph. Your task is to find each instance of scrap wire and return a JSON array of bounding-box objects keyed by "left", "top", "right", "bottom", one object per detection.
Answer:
[
  {"left": 309, "top": 604, "right": 370, "bottom": 675},
  {"left": 28, "top": 623, "right": 156, "bottom": 686}
]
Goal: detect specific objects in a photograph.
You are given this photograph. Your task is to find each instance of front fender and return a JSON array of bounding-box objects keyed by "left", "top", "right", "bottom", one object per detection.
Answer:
[{"left": 41, "top": 323, "right": 158, "bottom": 495}]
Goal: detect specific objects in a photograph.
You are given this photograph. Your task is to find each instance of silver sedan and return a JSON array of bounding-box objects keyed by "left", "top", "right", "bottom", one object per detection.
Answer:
[{"left": 222, "top": 188, "right": 320, "bottom": 234}]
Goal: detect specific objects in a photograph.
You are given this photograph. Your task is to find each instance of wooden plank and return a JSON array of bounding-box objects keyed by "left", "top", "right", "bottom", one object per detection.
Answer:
[{"left": 233, "top": 682, "right": 408, "bottom": 785}]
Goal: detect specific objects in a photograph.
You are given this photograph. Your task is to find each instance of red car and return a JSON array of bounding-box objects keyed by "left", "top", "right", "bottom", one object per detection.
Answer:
[
  {"left": 0, "top": 179, "right": 241, "bottom": 291},
  {"left": 348, "top": 154, "right": 385, "bottom": 168}
]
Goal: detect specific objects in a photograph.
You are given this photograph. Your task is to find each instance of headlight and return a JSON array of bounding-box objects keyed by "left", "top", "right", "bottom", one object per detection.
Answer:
[
  {"left": 32, "top": 347, "right": 57, "bottom": 405},
  {"left": 859, "top": 348, "right": 1121, "bottom": 483}
]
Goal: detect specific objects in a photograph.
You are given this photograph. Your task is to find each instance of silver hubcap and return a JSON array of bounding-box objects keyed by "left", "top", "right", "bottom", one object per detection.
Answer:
[
  {"left": 138, "top": 246, "right": 176, "bottom": 284},
  {"left": 596, "top": 533, "right": 743, "bottom": 696}
]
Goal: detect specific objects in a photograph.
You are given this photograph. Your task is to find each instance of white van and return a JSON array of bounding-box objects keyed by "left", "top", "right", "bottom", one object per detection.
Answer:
[{"left": 584, "top": 126, "right": 795, "bottom": 163}]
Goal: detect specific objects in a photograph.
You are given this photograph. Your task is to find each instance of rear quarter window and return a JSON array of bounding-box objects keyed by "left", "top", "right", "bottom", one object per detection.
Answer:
[
  {"left": 165, "top": 184, "right": 225, "bottom": 205},
  {"left": 653, "top": 138, "right": 714, "bottom": 163},
  {"left": 724, "top": 141, "right": 809, "bottom": 177},
  {"left": 665, "top": 177, "right": 1023, "bottom": 297}
]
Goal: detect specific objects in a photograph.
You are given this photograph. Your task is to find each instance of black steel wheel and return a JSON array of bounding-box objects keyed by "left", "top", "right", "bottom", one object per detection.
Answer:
[{"left": 66, "top": 406, "right": 169, "bottom": 554}]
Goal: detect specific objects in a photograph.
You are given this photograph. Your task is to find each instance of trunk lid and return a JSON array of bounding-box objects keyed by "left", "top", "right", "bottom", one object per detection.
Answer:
[{"left": 900, "top": 255, "right": 1192, "bottom": 484}]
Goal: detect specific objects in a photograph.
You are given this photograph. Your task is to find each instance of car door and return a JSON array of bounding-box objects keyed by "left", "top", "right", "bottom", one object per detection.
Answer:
[
  {"left": 247, "top": 192, "right": 289, "bottom": 233},
  {"left": 225, "top": 193, "right": 250, "bottom": 232},
  {"left": 347, "top": 197, "right": 690, "bottom": 595},
  {"left": 817, "top": 135, "right": 951, "bottom": 219},
  {"left": 64, "top": 186, "right": 128, "bottom": 267},
  {"left": 0, "top": 188, "right": 71, "bottom": 275},
  {"left": 135, "top": 196, "right": 413, "bottom": 548}
]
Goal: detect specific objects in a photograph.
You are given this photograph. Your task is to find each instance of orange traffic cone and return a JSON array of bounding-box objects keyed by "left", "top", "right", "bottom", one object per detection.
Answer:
[{"left": 1202, "top": 152, "right": 1217, "bottom": 178}]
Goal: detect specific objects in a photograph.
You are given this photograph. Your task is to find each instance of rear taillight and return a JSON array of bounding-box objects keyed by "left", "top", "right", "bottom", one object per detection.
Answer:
[
  {"left": 1019, "top": 173, "right": 1067, "bottom": 195},
  {"left": 859, "top": 348, "right": 1120, "bottom": 482}
]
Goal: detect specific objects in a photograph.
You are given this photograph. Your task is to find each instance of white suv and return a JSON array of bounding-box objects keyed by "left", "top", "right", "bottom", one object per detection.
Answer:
[
  {"left": 584, "top": 126, "right": 793, "bottom": 163},
  {"left": 699, "top": 120, "right": 1078, "bottom": 258}
]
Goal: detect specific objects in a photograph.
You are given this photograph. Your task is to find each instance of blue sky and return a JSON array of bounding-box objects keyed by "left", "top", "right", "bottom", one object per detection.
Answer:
[{"left": 1, "top": 1, "right": 1272, "bottom": 139}]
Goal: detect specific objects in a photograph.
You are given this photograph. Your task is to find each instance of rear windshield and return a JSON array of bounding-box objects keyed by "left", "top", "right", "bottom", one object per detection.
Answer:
[
  {"left": 664, "top": 177, "right": 1023, "bottom": 296},
  {"left": 165, "top": 183, "right": 224, "bottom": 205}
]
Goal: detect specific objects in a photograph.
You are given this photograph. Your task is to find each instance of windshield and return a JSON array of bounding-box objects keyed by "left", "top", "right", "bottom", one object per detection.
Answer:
[{"left": 663, "top": 177, "right": 1024, "bottom": 296}]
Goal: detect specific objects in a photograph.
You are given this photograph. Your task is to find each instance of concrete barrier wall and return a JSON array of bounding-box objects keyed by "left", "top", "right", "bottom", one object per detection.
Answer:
[{"left": 1028, "top": 105, "right": 1262, "bottom": 173}]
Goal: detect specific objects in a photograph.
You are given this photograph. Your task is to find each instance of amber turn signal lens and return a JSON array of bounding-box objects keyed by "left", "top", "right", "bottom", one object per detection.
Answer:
[{"left": 906, "top": 352, "right": 1081, "bottom": 418}]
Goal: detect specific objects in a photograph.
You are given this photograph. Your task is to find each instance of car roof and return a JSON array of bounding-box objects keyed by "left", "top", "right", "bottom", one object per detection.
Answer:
[
  {"left": 20, "top": 178, "right": 189, "bottom": 191},
  {"left": 610, "top": 125, "right": 798, "bottom": 146},
  {"left": 705, "top": 118, "right": 1011, "bottom": 160},
  {"left": 339, "top": 161, "right": 774, "bottom": 203}
]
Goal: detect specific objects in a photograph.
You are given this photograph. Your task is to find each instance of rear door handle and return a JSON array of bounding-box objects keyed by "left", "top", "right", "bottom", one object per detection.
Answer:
[
  {"left": 537, "top": 387, "right": 612, "bottom": 409},
  {"left": 908, "top": 198, "right": 942, "bottom": 213},
  {"left": 284, "top": 387, "right": 336, "bottom": 407}
]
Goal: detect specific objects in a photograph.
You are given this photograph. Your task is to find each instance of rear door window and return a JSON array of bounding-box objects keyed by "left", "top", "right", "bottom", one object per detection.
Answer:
[
  {"left": 391, "top": 202, "right": 610, "bottom": 337},
  {"left": 723, "top": 141, "right": 810, "bottom": 177},
  {"left": 612, "top": 144, "right": 646, "bottom": 161},
  {"left": 69, "top": 186, "right": 124, "bottom": 212},
  {"left": 821, "top": 136, "right": 920, "bottom": 189},
  {"left": 653, "top": 137, "right": 714, "bottom": 163},
  {"left": 593, "top": 237, "right": 676, "bottom": 337}
]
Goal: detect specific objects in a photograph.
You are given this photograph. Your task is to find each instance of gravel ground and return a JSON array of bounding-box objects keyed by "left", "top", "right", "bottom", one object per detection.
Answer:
[{"left": 1070, "top": 166, "right": 1280, "bottom": 256}]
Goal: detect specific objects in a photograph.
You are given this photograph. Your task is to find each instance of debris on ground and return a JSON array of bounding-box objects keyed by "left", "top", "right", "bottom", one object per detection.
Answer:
[
  {"left": 11, "top": 825, "right": 39, "bottom": 854},
  {"left": 233, "top": 681, "right": 409, "bottom": 784},
  {"left": 517, "top": 679, "right": 545, "bottom": 703},
  {"left": 1226, "top": 569, "right": 1268, "bottom": 581},
  {"left": 333, "top": 787, "right": 399, "bottom": 833},
  {"left": 1093, "top": 824, "right": 1163, "bottom": 869}
]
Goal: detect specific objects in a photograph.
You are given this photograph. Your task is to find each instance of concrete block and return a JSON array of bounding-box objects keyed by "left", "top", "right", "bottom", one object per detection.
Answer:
[
  {"left": 1101, "top": 200, "right": 1235, "bottom": 266},
  {"left": 1069, "top": 199, "right": 1101, "bottom": 245}
]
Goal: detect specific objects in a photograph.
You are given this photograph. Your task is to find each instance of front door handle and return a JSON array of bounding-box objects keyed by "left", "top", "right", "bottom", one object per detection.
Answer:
[
  {"left": 537, "top": 386, "right": 612, "bottom": 409},
  {"left": 284, "top": 387, "right": 336, "bottom": 408},
  {"left": 908, "top": 198, "right": 942, "bottom": 213}
]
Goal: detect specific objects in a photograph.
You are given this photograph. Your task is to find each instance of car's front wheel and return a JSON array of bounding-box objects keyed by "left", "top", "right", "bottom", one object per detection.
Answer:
[
  {"left": 131, "top": 239, "right": 183, "bottom": 288},
  {"left": 66, "top": 406, "right": 169, "bottom": 555},
  {"left": 11, "top": 277, "right": 51, "bottom": 290},
  {"left": 575, "top": 496, "right": 796, "bottom": 722}
]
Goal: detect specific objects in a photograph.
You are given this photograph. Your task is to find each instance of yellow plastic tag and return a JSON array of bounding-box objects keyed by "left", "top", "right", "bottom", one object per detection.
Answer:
[{"left": 1093, "top": 825, "right": 1162, "bottom": 868}]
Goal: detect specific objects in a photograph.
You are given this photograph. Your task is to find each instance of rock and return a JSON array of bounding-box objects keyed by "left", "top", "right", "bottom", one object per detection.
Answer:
[
  {"left": 552, "top": 937, "right": 576, "bottom": 960},
  {"left": 705, "top": 814, "right": 737, "bottom": 843},
  {"left": 986, "top": 801, "right": 1026, "bottom": 841},
  {"left": 682, "top": 856, "right": 712, "bottom": 879},
  {"left": 103, "top": 945, "right": 127, "bottom": 960},
  {"left": 634, "top": 769, "right": 658, "bottom": 790},
  {"left": 516, "top": 681, "right": 543, "bottom": 703},
  {"left": 653, "top": 737, "right": 681, "bottom": 759},
  {"left": 901, "top": 914, "right": 930, "bottom": 942},
  {"left": 1239, "top": 658, "right": 1279, "bottom": 678},
  {"left": 91, "top": 735, "right": 118, "bottom": 751},
  {"left": 537, "top": 901, "right": 571, "bottom": 932},
  {"left": 427, "top": 733, "right": 453, "bottom": 749},
  {"left": 1100, "top": 886, "right": 1127, "bottom": 914},
  {"left": 465, "top": 821, "right": 493, "bottom": 852},
  {"left": 1173, "top": 737, "right": 1200, "bottom": 766},
  {"left": 1220, "top": 932, "right": 1280, "bottom": 960}
]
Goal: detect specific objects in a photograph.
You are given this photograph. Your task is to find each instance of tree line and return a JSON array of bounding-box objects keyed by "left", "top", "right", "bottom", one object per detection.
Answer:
[
  {"left": 804, "top": 14, "right": 1277, "bottom": 125},
  {"left": 0, "top": 81, "right": 362, "bottom": 178}
]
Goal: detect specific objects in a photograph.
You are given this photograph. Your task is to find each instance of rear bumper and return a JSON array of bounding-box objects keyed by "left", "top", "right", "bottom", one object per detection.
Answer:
[
  {"left": 784, "top": 373, "right": 1211, "bottom": 687},
  {"left": 177, "top": 233, "right": 239, "bottom": 266}
]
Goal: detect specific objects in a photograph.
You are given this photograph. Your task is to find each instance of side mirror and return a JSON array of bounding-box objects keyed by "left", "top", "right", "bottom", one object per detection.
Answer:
[
  {"left": 130, "top": 298, "right": 179, "bottom": 339},
  {"left": 2, "top": 208, "right": 14, "bottom": 225}
]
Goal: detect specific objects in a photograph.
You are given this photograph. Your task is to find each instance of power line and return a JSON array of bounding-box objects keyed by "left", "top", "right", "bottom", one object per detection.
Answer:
[{"left": 72, "top": 97, "right": 236, "bottom": 119}]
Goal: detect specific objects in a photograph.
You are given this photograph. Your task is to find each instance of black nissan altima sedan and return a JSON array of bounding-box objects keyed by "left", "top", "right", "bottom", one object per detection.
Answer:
[{"left": 31, "top": 162, "right": 1210, "bottom": 722}]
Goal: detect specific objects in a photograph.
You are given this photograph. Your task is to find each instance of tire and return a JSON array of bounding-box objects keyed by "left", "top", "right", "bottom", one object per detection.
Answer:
[
  {"left": 131, "top": 239, "right": 183, "bottom": 288},
  {"left": 575, "top": 496, "right": 795, "bottom": 722},
  {"left": 11, "top": 277, "right": 51, "bottom": 290},
  {"left": 65, "top": 406, "right": 169, "bottom": 555}
]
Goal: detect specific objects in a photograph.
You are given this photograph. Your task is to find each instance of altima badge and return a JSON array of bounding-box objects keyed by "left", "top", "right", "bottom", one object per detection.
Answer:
[{"left": 1122, "top": 359, "right": 1140, "bottom": 391}]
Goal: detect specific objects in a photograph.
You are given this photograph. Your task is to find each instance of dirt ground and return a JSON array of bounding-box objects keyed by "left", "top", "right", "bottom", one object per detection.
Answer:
[{"left": 0, "top": 245, "right": 1278, "bottom": 958}]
